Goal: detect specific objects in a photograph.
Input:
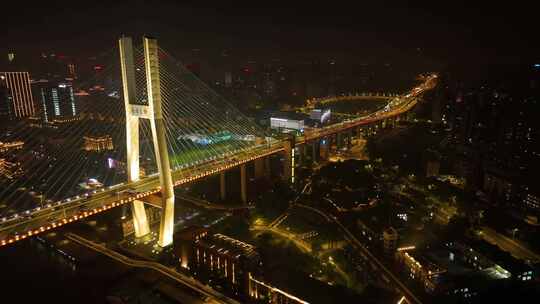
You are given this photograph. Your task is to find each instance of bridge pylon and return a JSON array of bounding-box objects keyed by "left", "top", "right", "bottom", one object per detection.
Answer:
[
  {"left": 119, "top": 36, "right": 175, "bottom": 247},
  {"left": 119, "top": 36, "right": 150, "bottom": 239}
]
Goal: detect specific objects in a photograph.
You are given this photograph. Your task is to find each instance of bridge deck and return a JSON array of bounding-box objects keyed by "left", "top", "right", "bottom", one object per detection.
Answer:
[{"left": 0, "top": 74, "right": 437, "bottom": 247}]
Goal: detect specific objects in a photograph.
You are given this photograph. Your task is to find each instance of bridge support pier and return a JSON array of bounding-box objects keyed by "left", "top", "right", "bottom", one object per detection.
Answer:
[
  {"left": 265, "top": 156, "right": 271, "bottom": 177},
  {"left": 337, "top": 132, "right": 343, "bottom": 150},
  {"left": 347, "top": 129, "right": 353, "bottom": 150},
  {"left": 220, "top": 172, "right": 226, "bottom": 200},
  {"left": 131, "top": 200, "right": 150, "bottom": 237},
  {"left": 240, "top": 164, "right": 247, "bottom": 203},
  {"left": 282, "top": 140, "right": 293, "bottom": 183},
  {"left": 311, "top": 140, "right": 319, "bottom": 163},
  {"left": 254, "top": 158, "right": 265, "bottom": 179},
  {"left": 320, "top": 138, "right": 329, "bottom": 160},
  {"left": 296, "top": 145, "right": 304, "bottom": 165},
  {"left": 406, "top": 111, "right": 413, "bottom": 122}
]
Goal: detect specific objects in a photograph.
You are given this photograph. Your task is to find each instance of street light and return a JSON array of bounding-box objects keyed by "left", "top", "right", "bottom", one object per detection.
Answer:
[{"left": 512, "top": 228, "right": 519, "bottom": 239}]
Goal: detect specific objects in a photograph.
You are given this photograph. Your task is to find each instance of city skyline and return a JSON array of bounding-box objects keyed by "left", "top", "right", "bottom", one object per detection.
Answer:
[
  {"left": 1, "top": 2, "right": 539, "bottom": 67},
  {"left": 0, "top": 3, "right": 539, "bottom": 304}
]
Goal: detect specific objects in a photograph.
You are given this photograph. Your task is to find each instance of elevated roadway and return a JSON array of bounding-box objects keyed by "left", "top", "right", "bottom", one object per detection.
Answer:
[
  {"left": 0, "top": 142, "right": 284, "bottom": 246},
  {"left": 0, "top": 74, "right": 437, "bottom": 247}
]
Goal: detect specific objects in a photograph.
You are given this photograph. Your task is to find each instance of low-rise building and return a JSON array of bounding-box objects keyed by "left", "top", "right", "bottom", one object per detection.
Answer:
[
  {"left": 396, "top": 248, "right": 447, "bottom": 293},
  {"left": 0, "top": 140, "right": 23, "bottom": 153},
  {"left": 175, "top": 227, "right": 262, "bottom": 294},
  {"left": 0, "top": 158, "right": 23, "bottom": 179},
  {"left": 83, "top": 135, "right": 114, "bottom": 152},
  {"left": 383, "top": 226, "right": 398, "bottom": 255},
  {"left": 269, "top": 112, "right": 307, "bottom": 132},
  {"left": 522, "top": 191, "right": 540, "bottom": 210}
]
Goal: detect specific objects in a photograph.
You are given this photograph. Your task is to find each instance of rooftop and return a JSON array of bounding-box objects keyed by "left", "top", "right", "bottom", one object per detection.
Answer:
[
  {"left": 196, "top": 233, "right": 259, "bottom": 259},
  {"left": 269, "top": 111, "right": 308, "bottom": 121}
]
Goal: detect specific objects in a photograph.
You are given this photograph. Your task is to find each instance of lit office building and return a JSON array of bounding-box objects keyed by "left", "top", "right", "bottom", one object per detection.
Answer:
[
  {"left": 34, "top": 81, "right": 77, "bottom": 123},
  {"left": 0, "top": 72, "right": 36, "bottom": 118}
]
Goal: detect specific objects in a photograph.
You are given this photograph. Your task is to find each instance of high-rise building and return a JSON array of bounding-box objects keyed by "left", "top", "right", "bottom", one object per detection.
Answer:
[
  {"left": 33, "top": 80, "right": 77, "bottom": 123},
  {"left": 224, "top": 72, "right": 232, "bottom": 88},
  {"left": 67, "top": 63, "right": 77, "bottom": 79},
  {"left": 38, "top": 53, "right": 71, "bottom": 80},
  {"left": 0, "top": 81, "right": 12, "bottom": 119},
  {"left": 0, "top": 72, "right": 36, "bottom": 118}
]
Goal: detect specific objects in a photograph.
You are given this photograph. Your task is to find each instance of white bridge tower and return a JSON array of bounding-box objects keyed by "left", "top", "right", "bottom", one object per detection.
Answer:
[{"left": 119, "top": 36, "right": 175, "bottom": 247}]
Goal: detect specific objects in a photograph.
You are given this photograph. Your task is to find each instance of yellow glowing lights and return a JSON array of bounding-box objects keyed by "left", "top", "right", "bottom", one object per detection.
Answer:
[
  {"left": 1, "top": 107, "right": 432, "bottom": 248},
  {"left": 397, "top": 246, "right": 416, "bottom": 251},
  {"left": 249, "top": 274, "right": 310, "bottom": 304}
]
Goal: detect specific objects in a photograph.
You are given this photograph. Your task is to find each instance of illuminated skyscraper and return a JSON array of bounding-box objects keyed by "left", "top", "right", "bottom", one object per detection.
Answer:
[
  {"left": 67, "top": 63, "right": 77, "bottom": 79},
  {"left": 0, "top": 72, "right": 36, "bottom": 118},
  {"left": 33, "top": 80, "right": 77, "bottom": 123}
]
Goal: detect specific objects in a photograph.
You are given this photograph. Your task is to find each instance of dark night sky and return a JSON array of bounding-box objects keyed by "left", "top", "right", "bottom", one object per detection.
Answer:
[{"left": 1, "top": 1, "right": 539, "bottom": 68}]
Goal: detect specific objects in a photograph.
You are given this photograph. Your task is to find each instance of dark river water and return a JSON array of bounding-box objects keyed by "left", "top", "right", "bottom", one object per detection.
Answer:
[{"left": 0, "top": 237, "right": 130, "bottom": 303}]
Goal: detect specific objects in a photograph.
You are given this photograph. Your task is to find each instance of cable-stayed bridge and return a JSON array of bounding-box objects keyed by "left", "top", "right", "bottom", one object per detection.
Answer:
[{"left": 0, "top": 36, "right": 437, "bottom": 249}]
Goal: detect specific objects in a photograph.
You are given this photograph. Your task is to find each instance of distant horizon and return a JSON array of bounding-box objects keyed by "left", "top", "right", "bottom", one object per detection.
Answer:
[{"left": 2, "top": 2, "right": 539, "bottom": 71}]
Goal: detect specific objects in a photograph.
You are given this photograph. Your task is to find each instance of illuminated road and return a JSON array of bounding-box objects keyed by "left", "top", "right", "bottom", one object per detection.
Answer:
[
  {"left": 0, "top": 142, "right": 284, "bottom": 246},
  {"left": 298, "top": 74, "right": 438, "bottom": 144},
  {"left": 0, "top": 74, "right": 437, "bottom": 247},
  {"left": 295, "top": 203, "right": 422, "bottom": 304},
  {"left": 66, "top": 232, "right": 240, "bottom": 304},
  {"left": 479, "top": 226, "right": 540, "bottom": 263},
  {"left": 177, "top": 194, "right": 251, "bottom": 211}
]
